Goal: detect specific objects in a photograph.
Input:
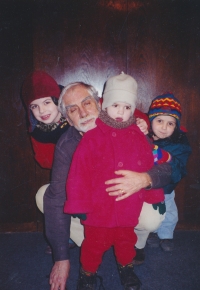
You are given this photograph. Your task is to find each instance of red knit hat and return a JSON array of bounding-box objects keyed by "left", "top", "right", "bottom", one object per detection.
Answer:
[{"left": 22, "top": 70, "right": 60, "bottom": 108}]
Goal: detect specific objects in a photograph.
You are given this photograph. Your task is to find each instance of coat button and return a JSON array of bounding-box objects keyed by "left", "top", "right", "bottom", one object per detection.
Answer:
[
  {"left": 112, "top": 132, "right": 116, "bottom": 137},
  {"left": 118, "top": 162, "right": 123, "bottom": 167}
]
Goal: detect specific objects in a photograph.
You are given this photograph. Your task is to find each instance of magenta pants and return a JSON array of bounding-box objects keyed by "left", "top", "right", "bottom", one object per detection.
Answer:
[{"left": 80, "top": 225, "right": 137, "bottom": 273}]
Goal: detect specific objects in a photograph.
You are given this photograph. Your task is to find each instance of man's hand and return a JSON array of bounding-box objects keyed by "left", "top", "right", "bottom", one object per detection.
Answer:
[
  {"left": 49, "top": 260, "right": 70, "bottom": 290},
  {"left": 105, "top": 170, "right": 151, "bottom": 201}
]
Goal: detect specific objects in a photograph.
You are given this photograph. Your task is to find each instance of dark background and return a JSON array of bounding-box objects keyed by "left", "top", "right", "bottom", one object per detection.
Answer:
[{"left": 0, "top": 0, "right": 200, "bottom": 232}]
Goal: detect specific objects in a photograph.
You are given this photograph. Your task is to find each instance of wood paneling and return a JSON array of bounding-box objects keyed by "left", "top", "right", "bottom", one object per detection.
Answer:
[{"left": 0, "top": 0, "right": 200, "bottom": 232}]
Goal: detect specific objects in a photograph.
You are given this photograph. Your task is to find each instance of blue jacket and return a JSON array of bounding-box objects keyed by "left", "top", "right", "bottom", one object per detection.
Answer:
[{"left": 154, "top": 133, "right": 192, "bottom": 194}]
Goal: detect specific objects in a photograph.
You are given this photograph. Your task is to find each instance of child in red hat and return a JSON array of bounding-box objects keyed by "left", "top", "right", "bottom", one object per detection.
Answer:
[{"left": 22, "top": 70, "right": 70, "bottom": 169}]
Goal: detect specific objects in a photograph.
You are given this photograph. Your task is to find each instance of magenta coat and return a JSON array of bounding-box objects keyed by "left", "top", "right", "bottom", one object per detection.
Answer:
[{"left": 64, "top": 118, "right": 164, "bottom": 228}]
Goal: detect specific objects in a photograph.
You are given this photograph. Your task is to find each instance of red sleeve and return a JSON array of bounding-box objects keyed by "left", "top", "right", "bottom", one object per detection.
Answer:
[
  {"left": 134, "top": 108, "right": 150, "bottom": 129},
  {"left": 31, "top": 137, "right": 55, "bottom": 169}
]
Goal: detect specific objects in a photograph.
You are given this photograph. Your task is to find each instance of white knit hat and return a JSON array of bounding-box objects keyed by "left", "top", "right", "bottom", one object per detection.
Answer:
[{"left": 102, "top": 72, "right": 138, "bottom": 112}]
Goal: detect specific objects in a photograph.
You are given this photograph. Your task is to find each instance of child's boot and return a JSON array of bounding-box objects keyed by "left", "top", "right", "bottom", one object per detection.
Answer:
[
  {"left": 160, "top": 239, "right": 174, "bottom": 251},
  {"left": 77, "top": 267, "right": 97, "bottom": 290},
  {"left": 146, "top": 232, "right": 160, "bottom": 248},
  {"left": 117, "top": 262, "right": 142, "bottom": 290}
]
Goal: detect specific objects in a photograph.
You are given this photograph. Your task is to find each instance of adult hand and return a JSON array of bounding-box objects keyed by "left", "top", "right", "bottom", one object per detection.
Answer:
[
  {"left": 49, "top": 260, "right": 70, "bottom": 290},
  {"left": 105, "top": 170, "right": 151, "bottom": 201}
]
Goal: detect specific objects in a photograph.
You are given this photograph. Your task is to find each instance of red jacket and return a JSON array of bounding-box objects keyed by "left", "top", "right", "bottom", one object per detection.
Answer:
[
  {"left": 31, "top": 137, "right": 56, "bottom": 169},
  {"left": 30, "top": 120, "right": 70, "bottom": 169},
  {"left": 64, "top": 118, "right": 164, "bottom": 228}
]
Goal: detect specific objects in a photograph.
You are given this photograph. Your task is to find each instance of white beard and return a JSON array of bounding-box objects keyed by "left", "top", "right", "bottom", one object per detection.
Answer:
[{"left": 75, "top": 114, "right": 97, "bottom": 132}]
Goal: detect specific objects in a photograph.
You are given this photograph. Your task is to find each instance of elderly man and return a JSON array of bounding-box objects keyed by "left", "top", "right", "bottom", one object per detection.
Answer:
[{"left": 38, "top": 81, "right": 171, "bottom": 290}]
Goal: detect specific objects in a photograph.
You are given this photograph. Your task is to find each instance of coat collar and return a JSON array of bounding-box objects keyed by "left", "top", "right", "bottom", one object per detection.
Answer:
[{"left": 96, "top": 116, "right": 137, "bottom": 134}]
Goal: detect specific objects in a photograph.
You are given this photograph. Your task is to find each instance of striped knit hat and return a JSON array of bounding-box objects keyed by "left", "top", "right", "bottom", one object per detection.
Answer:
[{"left": 148, "top": 92, "right": 181, "bottom": 127}]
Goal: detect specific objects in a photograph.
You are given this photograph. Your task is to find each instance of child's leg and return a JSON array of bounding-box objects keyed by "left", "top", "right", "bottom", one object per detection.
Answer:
[
  {"left": 113, "top": 227, "right": 137, "bottom": 265},
  {"left": 114, "top": 228, "right": 141, "bottom": 290},
  {"left": 157, "top": 191, "right": 178, "bottom": 239},
  {"left": 80, "top": 226, "right": 113, "bottom": 273}
]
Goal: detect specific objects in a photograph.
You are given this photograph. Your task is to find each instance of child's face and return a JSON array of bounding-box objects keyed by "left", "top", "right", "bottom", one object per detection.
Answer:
[
  {"left": 152, "top": 115, "right": 176, "bottom": 140},
  {"left": 106, "top": 102, "right": 132, "bottom": 122},
  {"left": 29, "top": 97, "right": 61, "bottom": 124}
]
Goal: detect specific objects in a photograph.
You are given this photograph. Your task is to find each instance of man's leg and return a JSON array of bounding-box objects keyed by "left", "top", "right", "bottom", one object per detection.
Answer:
[
  {"left": 133, "top": 202, "right": 166, "bottom": 265},
  {"left": 35, "top": 184, "right": 49, "bottom": 213},
  {"left": 70, "top": 217, "right": 84, "bottom": 247},
  {"left": 35, "top": 185, "right": 84, "bottom": 247},
  {"left": 134, "top": 202, "right": 166, "bottom": 249}
]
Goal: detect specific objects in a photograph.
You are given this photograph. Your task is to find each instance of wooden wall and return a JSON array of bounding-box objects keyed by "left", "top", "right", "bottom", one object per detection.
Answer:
[{"left": 0, "top": 0, "right": 200, "bottom": 232}]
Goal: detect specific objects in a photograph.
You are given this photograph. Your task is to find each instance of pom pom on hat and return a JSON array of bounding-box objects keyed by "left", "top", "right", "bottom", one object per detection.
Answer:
[
  {"left": 102, "top": 72, "right": 137, "bottom": 113},
  {"left": 148, "top": 92, "right": 181, "bottom": 127},
  {"left": 22, "top": 70, "right": 60, "bottom": 108}
]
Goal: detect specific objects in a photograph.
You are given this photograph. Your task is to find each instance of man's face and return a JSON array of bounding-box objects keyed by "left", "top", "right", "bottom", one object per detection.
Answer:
[{"left": 63, "top": 86, "right": 100, "bottom": 132}]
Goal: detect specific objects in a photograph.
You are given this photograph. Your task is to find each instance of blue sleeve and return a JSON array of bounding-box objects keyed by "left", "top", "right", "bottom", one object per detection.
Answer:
[{"left": 163, "top": 135, "right": 192, "bottom": 194}]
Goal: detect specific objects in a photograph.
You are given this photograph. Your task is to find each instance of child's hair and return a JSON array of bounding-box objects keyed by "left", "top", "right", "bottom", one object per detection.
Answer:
[{"left": 148, "top": 92, "right": 183, "bottom": 142}]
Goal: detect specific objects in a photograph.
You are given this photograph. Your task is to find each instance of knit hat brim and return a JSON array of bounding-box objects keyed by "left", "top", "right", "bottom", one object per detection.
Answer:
[
  {"left": 102, "top": 89, "right": 137, "bottom": 112},
  {"left": 102, "top": 72, "right": 138, "bottom": 113}
]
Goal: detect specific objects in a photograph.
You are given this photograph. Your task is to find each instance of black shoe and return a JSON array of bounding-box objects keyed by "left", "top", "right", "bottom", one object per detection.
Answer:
[
  {"left": 146, "top": 233, "right": 160, "bottom": 248},
  {"left": 160, "top": 239, "right": 174, "bottom": 252},
  {"left": 133, "top": 247, "right": 145, "bottom": 265},
  {"left": 117, "top": 262, "right": 142, "bottom": 290},
  {"left": 77, "top": 268, "right": 105, "bottom": 290},
  {"left": 77, "top": 268, "right": 97, "bottom": 290}
]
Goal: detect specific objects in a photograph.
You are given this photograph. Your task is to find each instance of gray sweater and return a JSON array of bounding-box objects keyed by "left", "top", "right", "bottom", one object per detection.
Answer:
[{"left": 44, "top": 126, "right": 171, "bottom": 261}]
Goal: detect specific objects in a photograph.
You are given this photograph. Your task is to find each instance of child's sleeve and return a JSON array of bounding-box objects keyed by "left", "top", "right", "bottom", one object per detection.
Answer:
[
  {"left": 152, "top": 144, "right": 172, "bottom": 164},
  {"left": 134, "top": 108, "right": 150, "bottom": 129},
  {"left": 167, "top": 136, "right": 192, "bottom": 184}
]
